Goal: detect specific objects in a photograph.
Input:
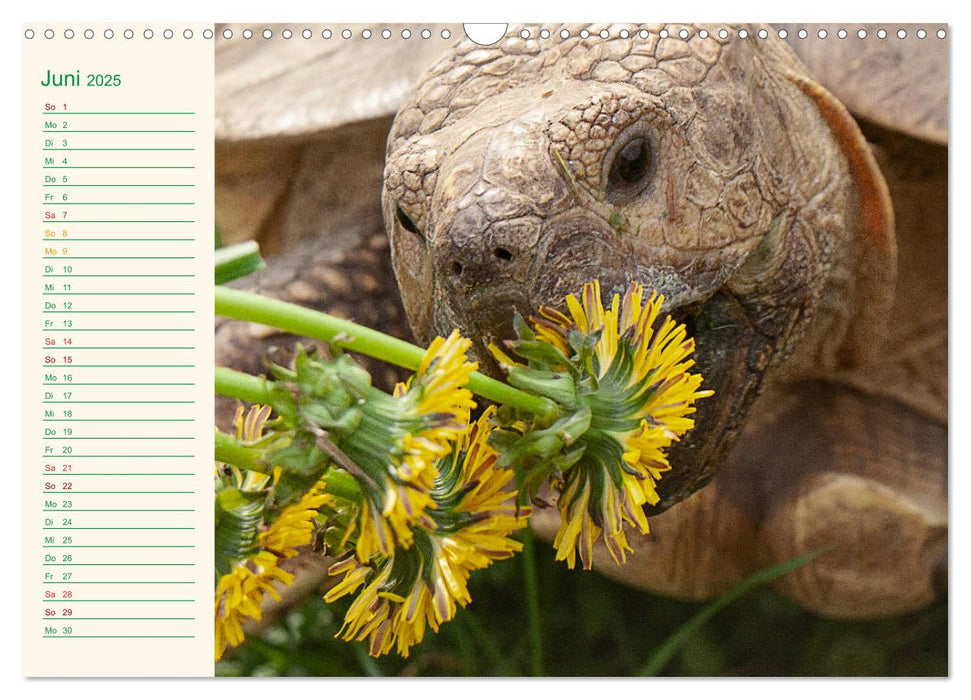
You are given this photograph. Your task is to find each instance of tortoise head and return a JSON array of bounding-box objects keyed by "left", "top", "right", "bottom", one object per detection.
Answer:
[{"left": 382, "top": 24, "right": 896, "bottom": 509}]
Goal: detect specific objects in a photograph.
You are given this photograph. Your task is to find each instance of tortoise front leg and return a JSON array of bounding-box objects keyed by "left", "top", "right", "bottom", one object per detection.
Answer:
[
  {"left": 744, "top": 382, "right": 946, "bottom": 617},
  {"left": 531, "top": 380, "right": 947, "bottom": 618}
]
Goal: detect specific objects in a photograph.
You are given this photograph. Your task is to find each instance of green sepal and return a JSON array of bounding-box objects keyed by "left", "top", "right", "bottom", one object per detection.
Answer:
[
  {"left": 492, "top": 407, "right": 591, "bottom": 468},
  {"left": 301, "top": 404, "right": 363, "bottom": 435},
  {"left": 506, "top": 338, "right": 572, "bottom": 371},
  {"left": 568, "top": 329, "right": 600, "bottom": 358},
  {"left": 322, "top": 526, "right": 348, "bottom": 553},
  {"left": 512, "top": 311, "right": 535, "bottom": 342},
  {"left": 214, "top": 486, "right": 266, "bottom": 578},
  {"left": 493, "top": 427, "right": 565, "bottom": 468},
  {"left": 266, "top": 430, "right": 327, "bottom": 476},
  {"left": 553, "top": 405, "right": 592, "bottom": 446},
  {"left": 505, "top": 365, "right": 578, "bottom": 406},
  {"left": 552, "top": 444, "right": 587, "bottom": 472},
  {"left": 514, "top": 458, "right": 558, "bottom": 508},
  {"left": 273, "top": 470, "right": 327, "bottom": 510},
  {"left": 215, "top": 486, "right": 263, "bottom": 512},
  {"left": 332, "top": 354, "right": 373, "bottom": 400}
]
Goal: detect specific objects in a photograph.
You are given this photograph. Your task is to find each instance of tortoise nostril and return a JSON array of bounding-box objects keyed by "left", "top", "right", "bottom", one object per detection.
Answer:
[
  {"left": 450, "top": 260, "right": 464, "bottom": 276},
  {"left": 494, "top": 247, "right": 513, "bottom": 261}
]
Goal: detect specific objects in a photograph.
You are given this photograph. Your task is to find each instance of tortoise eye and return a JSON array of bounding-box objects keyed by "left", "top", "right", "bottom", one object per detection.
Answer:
[
  {"left": 396, "top": 204, "right": 422, "bottom": 237},
  {"left": 607, "top": 136, "right": 655, "bottom": 199}
]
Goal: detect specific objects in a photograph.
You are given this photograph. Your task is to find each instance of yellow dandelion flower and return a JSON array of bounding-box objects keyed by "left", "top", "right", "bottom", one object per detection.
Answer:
[
  {"left": 214, "top": 551, "right": 293, "bottom": 661},
  {"left": 493, "top": 280, "right": 712, "bottom": 570},
  {"left": 343, "top": 330, "right": 478, "bottom": 561},
  {"left": 258, "top": 479, "right": 329, "bottom": 558},
  {"left": 214, "top": 479, "right": 331, "bottom": 660},
  {"left": 326, "top": 407, "right": 529, "bottom": 657},
  {"left": 216, "top": 404, "right": 276, "bottom": 489},
  {"left": 412, "top": 330, "right": 478, "bottom": 418},
  {"left": 215, "top": 405, "right": 332, "bottom": 661}
]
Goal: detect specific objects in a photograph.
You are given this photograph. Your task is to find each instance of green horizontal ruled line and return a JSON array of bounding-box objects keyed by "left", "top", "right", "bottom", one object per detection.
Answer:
[
  {"left": 43, "top": 601, "right": 195, "bottom": 605},
  {"left": 43, "top": 294, "right": 195, "bottom": 297},
  {"left": 44, "top": 184, "right": 196, "bottom": 187},
  {"left": 43, "top": 148, "right": 195, "bottom": 152},
  {"left": 42, "top": 111, "right": 196, "bottom": 115},
  {"left": 41, "top": 386, "right": 196, "bottom": 387},
  {"left": 44, "top": 618, "right": 196, "bottom": 621},
  {"left": 42, "top": 239, "right": 197, "bottom": 242},
  {"left": 43, "top": 509, "right": 195, "bottom": 512},
  {"left": 43, "top": 313, "right": 194, "bottom": 316},
  {"left": 42, "top": 365, "right": 193, "bottom": 369},
  {"left": 43, "top": 365, "right": 193, "bottom": 369},
  {"left": 41, "top": 454, "right": 194, "bottom": 457},
  {"left": 43, "top": 384, "right": 196, "bottom": 387},
  {"left": 43, "top": 274, "right": 196, "bottom": 278},
  {"left": 43, "top": 437, "right": 194, "bottom": 440},
  {"left": 43, "top": 166, "right": 195, "bottom": 169},
  {"left": 39, "top": 346, "right": 195, "bottom": 349},
  {"left": 44, "top": 546, "right": 195, "bottom": 548},
  {"left": 42, "top": 582, "right": 194, "bottom": 584},
  {"left": 44, "top": 221, "right": 196, "bottom": 224},
  {"left": 43, "top": 491, "right": 195, "bottom": 494},
  {"left": 43, "top": 636, "right": 196, "bottom": 639},
  {"left": 43, "top": 564, "right": 195, "bottom": 567},
  {"left": 43, "top": 130, "right": 195, "bottom": 133},
  {"left": 44, "top": 527, "right": 196, "bottom": 530},
  {"left": 44, "top": 309, "right": 195, "bottom": 318},
  {"left": 43, "top": 417, "right": 195, "bottom": 420},
  {"left": 41, "top": 474, "right": 193, "bottom": 478},
  {"left": 41, "top": 364, "right": 195, "bottom": 369},
  {"left": 42, "top": 402, "right": 195, "bottom": 405},
  {"left": 43, "top": 257, "right": 195, "bottom": 260},
  {"left": 45, "top": 315, "right": 195, "bottom": 318},
  {"left": 44, "top": 202, "right": 195, "bottom": 205}
]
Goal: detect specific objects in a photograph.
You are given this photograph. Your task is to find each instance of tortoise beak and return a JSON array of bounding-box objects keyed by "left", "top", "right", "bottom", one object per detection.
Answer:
[{"left": 647, "top": 291, "right": 772, "bottom": 512}]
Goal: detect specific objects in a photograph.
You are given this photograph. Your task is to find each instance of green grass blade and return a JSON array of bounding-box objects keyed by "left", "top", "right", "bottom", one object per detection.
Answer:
[
  {"left": 521, "top": 527, "right": 546, "bottom": 676},
  {"left": 638, "top": 550, "right": 821, "bottom": 676}
]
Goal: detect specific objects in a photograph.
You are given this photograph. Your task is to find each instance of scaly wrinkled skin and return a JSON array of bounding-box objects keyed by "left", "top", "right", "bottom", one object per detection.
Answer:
[
  {"left": 383, "top": 24, "right": 945, "bottom": 618},
  {"left": 384, "top": 23, "right": 894, "bottom": 509}
]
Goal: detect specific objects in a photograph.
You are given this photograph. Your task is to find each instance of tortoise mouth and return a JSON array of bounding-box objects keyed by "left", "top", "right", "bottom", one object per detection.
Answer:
[
  {"left": 435, "top": 287, "right": 533, "bottom": 378},
  {"left": 647, "top": 290, "right": 771, "bottom": 512},
  {"left": 429, "top": 271, "right": 777, "bottom": 512}
]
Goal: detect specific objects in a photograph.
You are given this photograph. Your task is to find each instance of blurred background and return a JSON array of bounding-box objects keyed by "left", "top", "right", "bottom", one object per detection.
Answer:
[{"left": 216, "top": 533, "right": 947, "bottom": 677}]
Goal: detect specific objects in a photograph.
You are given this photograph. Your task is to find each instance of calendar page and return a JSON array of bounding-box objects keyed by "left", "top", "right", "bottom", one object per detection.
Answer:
[{"left": 18, "top": 15, "right": 951, "bottom": 683}]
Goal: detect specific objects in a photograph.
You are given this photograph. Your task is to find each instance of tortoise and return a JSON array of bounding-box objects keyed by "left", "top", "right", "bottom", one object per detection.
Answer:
[{"left": 215, "top": 23, "right": 947, "bottom": 620}]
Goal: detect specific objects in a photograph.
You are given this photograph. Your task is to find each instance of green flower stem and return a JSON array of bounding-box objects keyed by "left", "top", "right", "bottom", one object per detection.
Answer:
[
  {"left": 215, "top": 366, "right": 275, "bottom": 405},
  {"left": 214, "top": 430, "right": 272, "bottom": 474},
  {"left": 214, "top": 241, "right": 266, "bottom": 285},
  {"left": 215, "top": 285, "right": 557, "bottom": 418},
  {"left": 469, "top": 374, "right": 558, "bottom": 419},
  {"left": 214, "top": 428, "right": 362, "bottom": 502}
]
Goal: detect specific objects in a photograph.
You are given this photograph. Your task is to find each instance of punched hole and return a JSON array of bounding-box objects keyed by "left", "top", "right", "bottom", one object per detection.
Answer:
[
  {"left": 494, "top": 247, "right": 513, "bottom": 261},
  {"left": 451, "top": 261, "right": 464, "bottom": 275}
]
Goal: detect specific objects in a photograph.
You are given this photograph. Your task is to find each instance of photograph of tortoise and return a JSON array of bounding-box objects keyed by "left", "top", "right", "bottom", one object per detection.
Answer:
[{"left": 214, "top": 22, "right": 947, "bottom": 662}]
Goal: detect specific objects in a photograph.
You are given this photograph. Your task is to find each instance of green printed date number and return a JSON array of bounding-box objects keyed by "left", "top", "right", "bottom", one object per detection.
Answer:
[{"left": 87, "top": 73, "right": 121, "bottom": 87}]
